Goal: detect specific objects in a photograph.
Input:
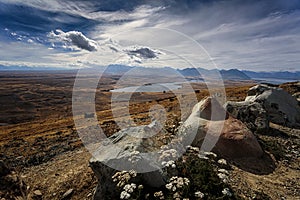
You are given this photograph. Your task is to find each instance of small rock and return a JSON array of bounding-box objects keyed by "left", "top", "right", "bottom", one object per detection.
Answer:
[
  {"left": 87, "top": 192, "right": 92, "bottom": 197},
  {"left": 33, "top": 190, "right": 43, "bottom": 196},
  {"left": 62, "top": 189, "right": 74, "bottom": 199}
]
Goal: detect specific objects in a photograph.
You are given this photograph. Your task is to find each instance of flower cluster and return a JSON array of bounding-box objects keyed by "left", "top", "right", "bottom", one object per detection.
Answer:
[
  {"left": 202, "top": 151, "right": 217, "bottom": 158},
  {"left": 196, "top": 151, "right": 217, "bottom": 160},
  {"left": 112, "top": 170, "right": 137, "bottom": 187},
  {"left": 217, "top": 158, "right": 227, "bottom": 165},
  {"left": 159, "top": 148, "right": 178, "bottom": 160},
  {"left": 128, "top": 150, "right": 142, "bottom": 164},
  {"left": 186, "top": 145, "right": 200, "bottom": 154},
  {"left": 153, "top": 191, "right": 164, "bottom": 199},
  {"left": 120, "top": 183, "right": 137, "bottom": 199},
  {"left": 165, "top": 176, "right": 190, "bottom": 192},
  {"left": 120, "top": 191, "right": 131, "bottom": 199},
  {"left": 222, "top": 188, "right": 232, "bottom": 197},
  {"left": 217, "top": 168, "right": 229, "bottom": 183},
  {"left": 194, "top": 191, "right": 205, "bottom": 198},
  {"left": 124, "top": 183, "right": 137, "bottom": 193},
  {"left": 217, "top": 172, "right": 228, "bottom": 183},
  {"left": 161, "top": 160, "right": 176, "bottom": 168}
]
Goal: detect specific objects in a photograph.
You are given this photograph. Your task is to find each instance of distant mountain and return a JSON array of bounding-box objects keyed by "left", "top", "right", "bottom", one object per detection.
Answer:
[
  {"left": 220, "top": 69, "right": 251, "bottom": 80},
  {"left": 177, "top": 68, "right": 250, "bottom": 80},
  {"left": 1, "top": 64, "right": 298, "bottom": 82},
  {"left": 243, "top": 70, "right": 300, "bottom": 80},
  {"left": 177, "top": 68, "right": 201, "bottom": 76}
]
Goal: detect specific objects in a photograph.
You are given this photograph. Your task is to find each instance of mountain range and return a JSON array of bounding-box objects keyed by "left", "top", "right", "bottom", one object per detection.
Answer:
[{"left": 0, "top": 64, "right": 299, "bottom": 82}]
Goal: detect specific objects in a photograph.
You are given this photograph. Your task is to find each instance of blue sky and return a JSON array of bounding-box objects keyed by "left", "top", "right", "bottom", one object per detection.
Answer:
[{"left": 0, "top": 0, "right": 299, "bottom": 71}]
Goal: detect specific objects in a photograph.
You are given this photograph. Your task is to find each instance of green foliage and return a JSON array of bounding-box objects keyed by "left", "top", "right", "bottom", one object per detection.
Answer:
[{"left": 175, "top": 153, "right": 237, "bottom": 200}]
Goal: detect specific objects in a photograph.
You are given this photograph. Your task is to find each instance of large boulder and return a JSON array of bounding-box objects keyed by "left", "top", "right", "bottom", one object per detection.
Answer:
[
  {"left": 224, "top": 101, "right": 269, "bottom": 133},
  {"left": 89, "top": 122, "right": 168, "bottom": 199},
  {"left": 245, "top": 84, "right": 300, "bottom": 127},
  {"left": 183, "top": 97, "right": 264, "bottom": 159}
]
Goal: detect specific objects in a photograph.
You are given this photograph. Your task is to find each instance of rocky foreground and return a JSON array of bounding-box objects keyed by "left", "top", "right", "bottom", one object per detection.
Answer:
[{"left": 0, "top": 82, "right": 299, "bottom": 200}]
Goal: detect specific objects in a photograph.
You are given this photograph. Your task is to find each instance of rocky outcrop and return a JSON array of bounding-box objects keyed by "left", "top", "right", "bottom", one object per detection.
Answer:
[
  {"left": 224, "top": 101, "right": 269, "bottom": 133},
  {"left": 246, "top": 84, "right": 300, "bottom": 127},
  {"left": 183, "top": 97, "right": 264, "bottom": 159},
  {"left": 89, "top": 122, "right": 168, "bottom": 199},
  {"left": 90, "top": 97, "right": 267, "bottom": 199}
]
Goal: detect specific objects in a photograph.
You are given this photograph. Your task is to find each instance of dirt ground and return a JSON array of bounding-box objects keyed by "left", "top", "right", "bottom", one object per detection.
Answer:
[{"left": 0, "top": 72, "right": 299, "bottom": 199}]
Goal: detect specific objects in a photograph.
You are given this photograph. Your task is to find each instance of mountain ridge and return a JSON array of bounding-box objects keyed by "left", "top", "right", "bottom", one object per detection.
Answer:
[{"left": 0, "top": 64, "right": 299, "bottom": 81}]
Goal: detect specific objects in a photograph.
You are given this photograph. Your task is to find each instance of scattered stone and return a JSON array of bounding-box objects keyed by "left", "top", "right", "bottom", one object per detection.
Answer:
[
  {"left": 62, "top": 188, "right": 74, "bottom": 199},
  {"left": 33, "top": 190, "right": 42, "bottom": 196}
]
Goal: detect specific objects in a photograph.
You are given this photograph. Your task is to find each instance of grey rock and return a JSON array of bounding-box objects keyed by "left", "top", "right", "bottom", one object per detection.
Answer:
[
  {"left": 89, "top": 122, "right": 168, "bottom": 200},
  {"left": 245, "top": 84, "right": 300, "bottom": 127},
  {"left": 224, "top": 101, "right": 269, "bottom": 133}
]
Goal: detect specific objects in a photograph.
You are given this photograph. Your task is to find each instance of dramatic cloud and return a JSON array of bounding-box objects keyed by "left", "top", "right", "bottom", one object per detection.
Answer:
[
  {"left": 125, "top": 46, "right": 162, "bottom": 59},
  {"left": 1, "top": 0, "right": 300, "bottom": 71},
  {"left": 48, "top": 30, "right": 98, "bottom": 52}
]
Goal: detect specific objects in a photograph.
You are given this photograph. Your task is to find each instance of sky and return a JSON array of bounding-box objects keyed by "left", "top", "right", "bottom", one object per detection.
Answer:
[{"left": 0, "top": 0, "right": 300, "bottom": 71}]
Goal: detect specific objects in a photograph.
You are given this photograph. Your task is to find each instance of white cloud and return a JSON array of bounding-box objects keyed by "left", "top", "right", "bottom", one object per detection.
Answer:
[
  {"left": 1, "top": 0, "right": 300, "bottom": 71},
  {"left": 48, "top": 29, "right": 98, "bottom": 52}
]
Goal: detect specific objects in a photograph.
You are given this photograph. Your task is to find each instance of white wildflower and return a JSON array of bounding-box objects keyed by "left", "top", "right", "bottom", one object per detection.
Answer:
[
  {"left": 173, "top": 192, "right": 181, "bottom": 198},
  {"left": 159, "top": 149, "right": 178, "bottom": 161},
  {"left": 154, "top": 191, "right": 164, "bottom": 199},
  {"left": 112, "top": 170, "right": 137, "bottom": 188},
  {"left": 194, "top": 191, "right": 204, "bottom": 198},
  {"left": 218, "top": 159, "right": 227, "bottom": 165},
  {"left": 222, "top": 188, "right": 232, "bottom": 197},
  {"left": 123, "top": 183, "right": 136, "bottom": 193},
  {"left": 198, "top": 154, "right": 209, "bottom": 160},
  {"left": 138, "top": 185, "right": 143, "bottom": 190},
  {"left": 203, "top": 151, "right": 217, "bottom": 158},
  {"left": 128, "top": 150, "right": 141, "bottom": 163},
  {"left": 129, "top": 170, "right": 137, "bottom": 177},
  {"left": 120, "top": 191, "right": 131, "bottom": 199},
  {"left": 217, "top": 173, "right": 228, "bottom": 183},
  {"left": 166, "top": 176, "right": 189, "bottom": 192},
  {"left": 186, "top": 145, "right": 200, "bottom": 154},
  {"left": 162, "top": 160, "right": 176, "bottom": 168},
  {"left": 165, "top": 183, "right": 173, "bottom": 190},
  {"left": 218, "top": 169, "right": 229, "bottom": 175},
  {"left": 172, "top": 185, "right": 177, "bottom": 192}
]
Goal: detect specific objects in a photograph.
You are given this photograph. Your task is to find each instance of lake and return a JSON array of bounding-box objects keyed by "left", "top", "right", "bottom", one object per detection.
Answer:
[
  {"left": 253, "top": 78, "right": 299, "bottom": 84},
  {"left": 110, "top": 82, "right": 183, "bottom": 93}
]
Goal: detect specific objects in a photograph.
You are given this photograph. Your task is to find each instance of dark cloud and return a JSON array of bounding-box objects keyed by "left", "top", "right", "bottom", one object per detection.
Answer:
[{"left": 126, "top": 47, "right": 161, "bottom": 59}]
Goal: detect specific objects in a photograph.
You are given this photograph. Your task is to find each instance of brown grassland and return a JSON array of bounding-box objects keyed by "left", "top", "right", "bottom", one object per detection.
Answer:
[{"left": 0, "top": 71, "right": 299, "bottom": 199}]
